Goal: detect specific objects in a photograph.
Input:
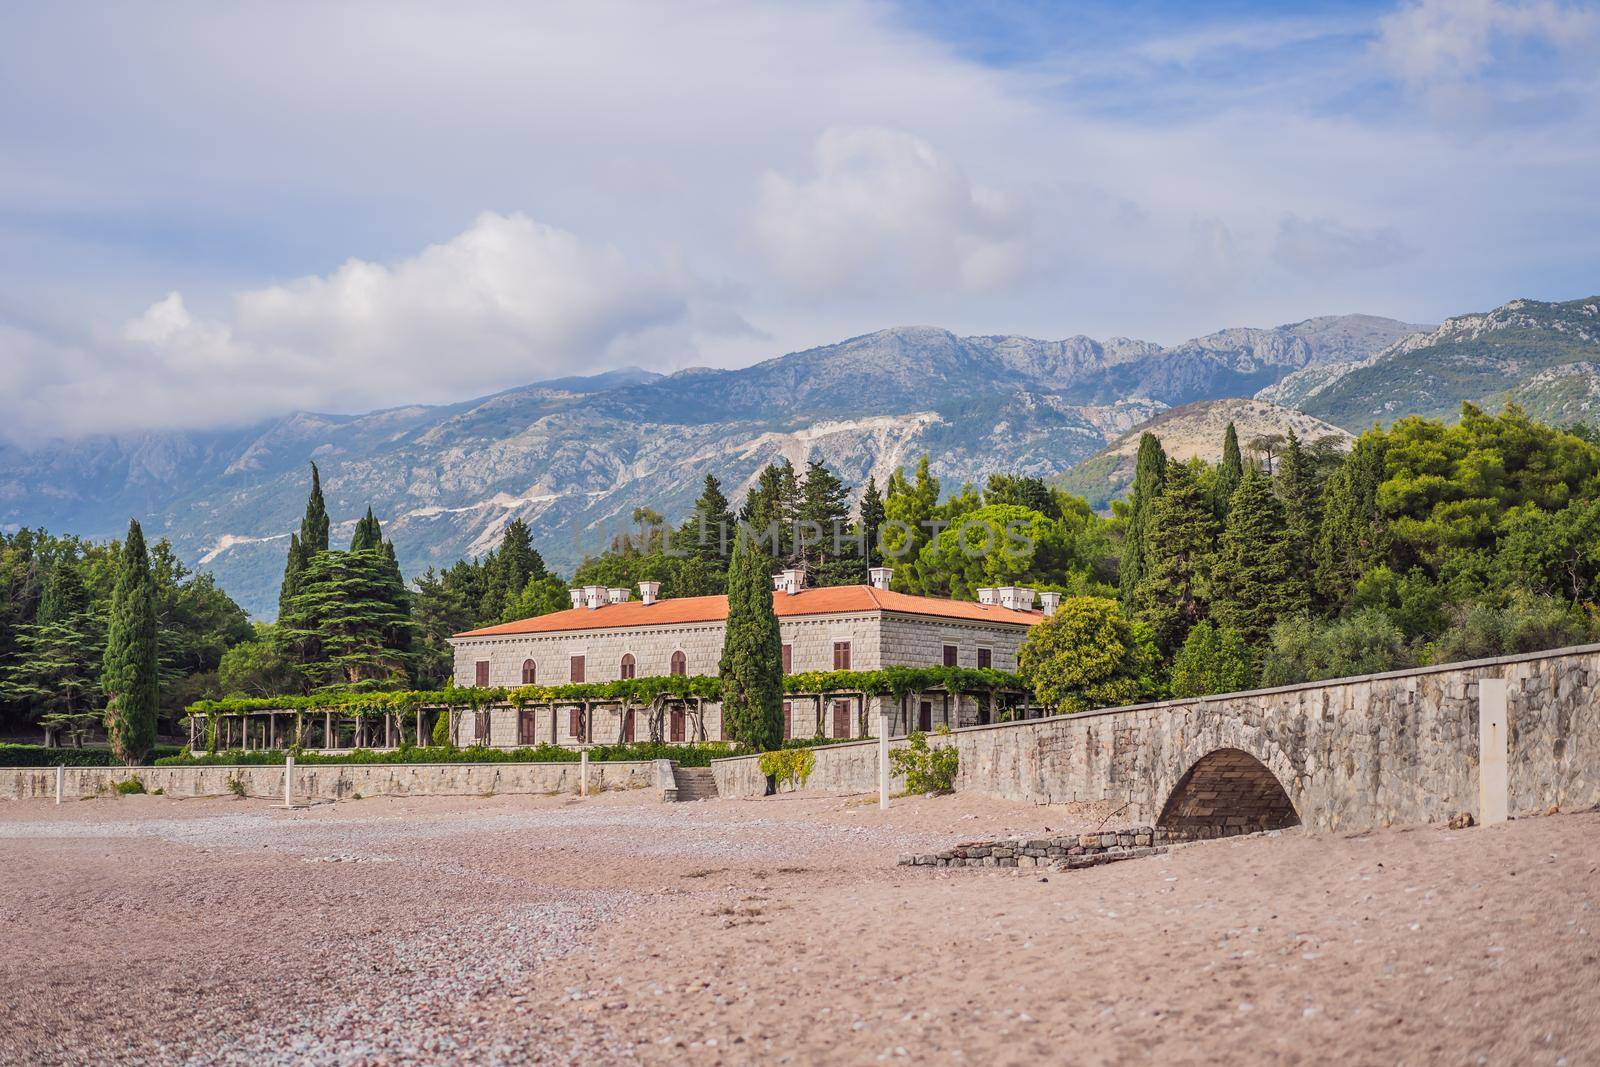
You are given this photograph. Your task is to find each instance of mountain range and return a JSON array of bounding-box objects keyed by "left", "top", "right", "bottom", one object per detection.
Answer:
[{"left": 3, "top": 293, "right": 1595, "bottom": 619}]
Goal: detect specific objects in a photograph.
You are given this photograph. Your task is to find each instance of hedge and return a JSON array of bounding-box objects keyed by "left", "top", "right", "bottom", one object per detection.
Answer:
[
  {"left": 0, "top": 744, "right": 185, "bottom": 768},
  {"left": 154, "top": 741, "right": 737, "bottom": 768}
]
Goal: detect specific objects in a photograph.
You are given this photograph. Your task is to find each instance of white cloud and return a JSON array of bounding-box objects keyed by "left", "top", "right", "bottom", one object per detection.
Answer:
[
  {"left": 1374, "top": 0, "right": 1599, "bottom": 89},
  {"left": 752, "top": 127, "right": 1028, "bottom": 297},
  {"left": 4, "top": 213, "right": 741, "bottom": 438},
  {"left": 1272, "top": 215, "right": 1416, "bottom": 278}
]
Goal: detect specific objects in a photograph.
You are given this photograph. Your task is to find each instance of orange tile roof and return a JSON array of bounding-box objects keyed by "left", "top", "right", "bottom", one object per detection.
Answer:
[{"left": 453, "top": 585, "right": 1043, "bottom": 638}]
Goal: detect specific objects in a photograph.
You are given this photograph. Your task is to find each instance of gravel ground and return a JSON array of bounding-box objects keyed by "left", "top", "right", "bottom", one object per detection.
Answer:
[{"left": 1, "top": 790, "right": 1596, "bottom": 1065}]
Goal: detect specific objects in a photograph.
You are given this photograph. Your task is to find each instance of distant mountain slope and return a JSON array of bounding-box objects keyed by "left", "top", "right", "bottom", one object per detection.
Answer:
[
  {"left": 1289, "top": 295, "right": 1600, "bottom": 429},
  {"left": 0, "top": 315, "right": 1420, "bottom": 617},
  {"left": 1053, "top": 399, "right": 1354, "bottom": 510}
]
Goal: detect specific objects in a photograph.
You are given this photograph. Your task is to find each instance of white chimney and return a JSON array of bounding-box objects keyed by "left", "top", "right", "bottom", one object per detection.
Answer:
[
  {"left": 771, "top": 567, "right": 808, "bottom": 595},
  {"left": 568, "top": 588, "right": 584, "bottom": 610},
  {"left": 607, "top": 587, "right": 629, "bottom": 605},
  {"left": 638, "top": 580, "right": 660, "bottom": 605},
  {"left": 976, "top": 587, "right": 997, "bottom": 606},
  {"left": 1039, "top": 591, "right": 1061, "bottom": 616},
  {"left": 583, "top": 584, "right": 607, "bottom": 609},
  {"left": 996, "top": 586, "right": 1035, "bottom": 611},
  {"left": 868, "top": 566, "right": 893, "bottom": 590}
]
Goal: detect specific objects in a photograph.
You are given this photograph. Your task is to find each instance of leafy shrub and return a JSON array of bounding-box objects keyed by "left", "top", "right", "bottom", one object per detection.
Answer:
[
  {"left": 1017, "top": 597, "right": 1154, "bottom": 712},
  {"left": 431, "top": 709, "right": 453, "bottom": 748},
  {"left": 1260, "top": 608, "right": 1413, "bottom": 686},
  {"left": 226, "top": 773, "right": 247, "bottom": 797},
  {"left": 154, "top": 742, "right": 735, "bottom": 768},
  {"left": 1429, "top": 594, "right": 1596, "bottom": 664},
  {"left": 757, "top": 747, "right": 815, "bottom": 790},
  {"left": 113, "top": 775, "right": 147, "bottom": 795},
  {"left": 0, "top": 744, "right": 183, "bottom": 768},
  {"left": 889, "top": 728, "right": 959, "bottom": 795},
  {"left": 1169, "top": 622, "right": 1258, "bottom": 698}
]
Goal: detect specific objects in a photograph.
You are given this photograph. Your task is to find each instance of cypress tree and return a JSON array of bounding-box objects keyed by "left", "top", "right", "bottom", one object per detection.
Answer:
[
  {"left": 1276, "top": 430, "right": 1322, "bottom": 602},
  {"left": 1133, "top": 462, "right": 1218, "bottom": 655},
  {"left": 718, "top": 528, "right": 784, "bottom": 752},
  {"left": 1314, "top": 434, "right": 1390, "bottom": 605},
  {"left": 301, "top": 462, "right": 331, "bottom": 552},
  {"left": 1214, "top": 422, "right": 1243, "bottom": 521},
  {"left": 1119, "top": 432, "right": 1168, "bottom": 606},
  {"left": 1211, "top": 468, "right": 1304, "bottom": 644},
  {"left": 102, "top": 519, "right": 160, "bottom": 764},
  {"left": 858, "top": 476, "right": 886, "bottom": 567}
]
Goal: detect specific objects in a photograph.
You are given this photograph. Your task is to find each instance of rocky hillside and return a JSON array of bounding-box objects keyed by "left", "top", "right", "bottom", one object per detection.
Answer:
[
  {"left": 0, "top": 316, "right": 1421, "bottom": 617},
  {"left": 1277, "top": 295, "right": 1600, "bottom": 429},
  {"left": 1052, "top": 399, "right": 1354, "bottom": 509}
]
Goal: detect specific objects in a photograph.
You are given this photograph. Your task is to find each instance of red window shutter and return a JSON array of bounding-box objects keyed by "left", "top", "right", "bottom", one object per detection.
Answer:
[
  {"left": 670, "top": 708, "right": 685, "bottom": 742},
  {"left": 832, "top": 700, "right": 850, "bottom": 738},
  {"left": 620, "top": 654, "right": 634, "bottom": 680},
  {"left": 918, "top": 701, "right": 932, "bottom": 732},
  {"left": 521, "top": 659, "right": 536, "bottom": 685},
  {"left": 475, "top": 660, "right": 490, "bottom": 687},
  {"left": 943, "top": 644, "right": 958, "bottom": 667},
  {"left": 781, "top": 644, "right": 792, "bottom": 674},
  {"left": 569, "top": 707, "right": 581, "bottom": 739},
  {"left": 570, "top": 655, "right": 585, "bottom": 683},
  {"left": 622, "top": 710, "right": 634, "bottom": 742},
  {"left": 671, "top": 650, "right": 686, "bottom": 677},
  {"left": 833, "top": 641, "right": 851, "bottom": 670},
  {"left": 977, "top": 647, "right": 992, "bottom": 669},
  {"left": 782, "top": 701, "right": 792, "bottom": 739}
]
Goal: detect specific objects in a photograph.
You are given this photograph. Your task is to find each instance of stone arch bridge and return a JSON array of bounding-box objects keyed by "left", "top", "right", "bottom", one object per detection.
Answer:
[{"left": 713, "top": 643, "right": 1600, "bottom": 833}]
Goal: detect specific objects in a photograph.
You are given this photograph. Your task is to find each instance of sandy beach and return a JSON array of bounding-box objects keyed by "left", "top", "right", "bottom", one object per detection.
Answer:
[{"left": 1, "top": 788, "right": 1595, "bottom": 1065}]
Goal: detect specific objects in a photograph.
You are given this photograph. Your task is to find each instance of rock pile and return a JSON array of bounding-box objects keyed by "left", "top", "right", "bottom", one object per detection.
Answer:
[{"left": 898, "top": 826, "right": 1180, "bottom": 871}]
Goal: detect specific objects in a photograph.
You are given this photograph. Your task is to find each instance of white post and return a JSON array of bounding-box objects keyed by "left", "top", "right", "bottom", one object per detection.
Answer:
[
  {"left": 1478, "top": 678, "right": 1508, "bottom": 825},
  {"left": 580, "top": 749, "right": 589, "bottom": 797},
  {"left": 878, "top": 712, "right": 890, "bottom": 810},
  {"left": 55, "top": 764, "right": 65, "bottom": 805},
  {"left": 284, "top": 755, "right": 295, "bottom": 810}
]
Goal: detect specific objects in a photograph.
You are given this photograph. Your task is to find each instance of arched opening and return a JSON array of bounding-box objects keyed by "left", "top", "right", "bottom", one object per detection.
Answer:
[
  {"left": 670, "top": 650, "right": 686, "bottom": 677},
  {"left": 1157, "top": 748, "right": 1298, "bottom": 839},
  {"left": 619, "top": 653, "right": 635, "bottom": 680},
  {"left": 521, "top": 659, "right": 537, "bottom": 685}
]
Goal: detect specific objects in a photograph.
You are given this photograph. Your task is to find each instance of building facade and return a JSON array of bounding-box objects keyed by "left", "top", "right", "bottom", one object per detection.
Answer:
[{"left": 448, "top": 570, "right": 1049, "bottom": 748}]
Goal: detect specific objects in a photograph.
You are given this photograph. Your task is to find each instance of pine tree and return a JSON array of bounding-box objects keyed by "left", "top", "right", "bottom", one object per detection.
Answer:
[
  {"left": 1211, "top": 468, "right": 1304, "bottom": 644},
  {"left": 1276, "top": 429, "right": 1322, "bottom": 603},
  {"left": 718, "top": 529, "right": 784, "bottom": 752},
  {"left": 740, "top": 460, "right": 800, "bottom": 562},
  {"left": 677, "top": 474, "right": 737, "bottom": 575},
  {"left": 480, "top": 518, "right": 545, "bottom": 623},
  {"left": 881, "top": 457, "right": 940, "bottom": 591},
  {"left": 279, "top": 463, "right": 330, "bottom": 622},
  {"left": 1214, "top": 422, "right": 1243, "bottom": 521},
  {"left": 795, "top": 459, "right": 856, "bottom": 585},
  {"left": 101, "top": 519, "right": 160, "bottom": 764},
  {"left": 1119, "top": 433, "right": 1168, "bottom": 606},
  {"left": 1133, "top": 462, "right": 1218, "bottom": 655},
  {"left": 1315, "top": 434, "right": 1391, "bottom": 605},
  {"left": 0, "top": 562, "right": 103, "bottom": 746},
  {"left": 858, "top": 476, "right": 886, "bottom": 567}
]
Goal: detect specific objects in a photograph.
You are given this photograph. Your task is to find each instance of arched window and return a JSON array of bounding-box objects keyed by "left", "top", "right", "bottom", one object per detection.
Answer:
[
  {"left": 620, "top": 653, "right": 636, "bottom": 680},
  {"left": 670, "top": 650, "right": 686, "bottom": 677},
  {"left": 521, "top": 659, "right": 537, "bottom": 685}
]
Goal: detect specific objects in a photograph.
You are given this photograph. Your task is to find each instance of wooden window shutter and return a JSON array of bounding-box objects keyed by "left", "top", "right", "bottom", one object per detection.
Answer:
[
  {"left": 475, "top": 660, "right": 490, "bottom": 687},
  {"left": 781, "top": 643, "right": 792, "bottom": 674},
  {"left": 943, "top": 644, "right": 958, "bottom": 667},
  {"left": 570, "top": 655, "right": 585, "bottom": 683},
  {"left": 977, "top": 647, "right": 992, "bottom": 669},
  {"left": 833, "top": 641, "right": 851, "bottom": 670}
]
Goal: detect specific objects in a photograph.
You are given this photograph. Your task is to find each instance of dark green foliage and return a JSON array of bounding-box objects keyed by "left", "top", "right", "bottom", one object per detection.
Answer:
[
  {"left": 1214, "top": 422, "right": 1243, "bottom": 520},
  {"left": 301, "top": 463, "right": 331, "bottom": 552},
  {"left": 1430, "top": 595, "right": 1595, "bottom": 664},
  {"left": 739, "top": 459, "right": 800, "bottom": 560},
  {"left": 880, "top": 457, "right": 941, "bottom": 590},
  {"left": 1169, "top": 622, "right": 1258, "bottom": 697},
  {"left": 1276, "top": 429, "right": 1323, "bottom": 604},
  {"left": 984, "top": 474, "right": 1061, "bottom": 520},
  {"left": 1016, "top": 596, "right": 1153, "bottom": 712},
  {"left": 280, "top": 543, "right": 416, "bottom": 690},
  {"left": 1133, "top": 462, "right": 1218, "bottom": 655},
  {"left": 217, "top": 624, "right": 309, "bottom": 697},
  {"left": 1211, "top": 468, "right": 1306, "bottom": 644},
  {"left": 156, "top": 741, "right": 736, "bottom": 768},
  {"left": 718, "top": 530, "right": 784, "bottom": 751},
  {"left": 0, "top": 743, "right": 183, "bottom": 767},
  {"left": 1314, "top": 433, "right": 1390, "bottom": 605},
  {"left": 1260, "top": 608, "right": 1413, "bottom": 686},
  {"left": 0, "top": 562, "right": 103, "bottom": 745},
  {"left": 676, "top": 474, "right": 737, "bottom": 576},
  {"left": 1118, "top": 433, "right": 1167, "bottom": 606},
  {"left": 480, "top": 518, "right": 547, "bottom": 622},
  {"left": 102, "top": 520, "right": 161, "bottom": 764},
  {"left": 858, "top": 476, "right": 886, "bottom": 567},
  {"left": 794, "top": 459, "right": 859, "bottom": 585}
]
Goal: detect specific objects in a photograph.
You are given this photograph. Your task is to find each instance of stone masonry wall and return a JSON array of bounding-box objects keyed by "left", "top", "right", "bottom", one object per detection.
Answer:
[
  {"left": 0, "top": 761, "right": 656, "bottom": 802},
  {"left": 713, "top": 643, "right": 1600, "bottom": 833}
]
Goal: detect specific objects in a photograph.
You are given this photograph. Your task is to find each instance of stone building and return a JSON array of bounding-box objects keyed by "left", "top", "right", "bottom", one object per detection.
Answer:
[{"left": 448, "top": 568, "right": 1048, "bottom": 748}]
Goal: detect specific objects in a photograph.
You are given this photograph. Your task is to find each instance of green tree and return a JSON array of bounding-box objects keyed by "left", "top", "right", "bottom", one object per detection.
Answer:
[
  {"left": 218, "top": 624, "right": 309, "bottom": 697},
  {"left": 718, "top": 529, "right": 784, "bottom": 751},
  {"left": 1276, "top": 429, "right": 1323, "bottom": 604},
  {"left": 858, "top": 476, "right": 886, "bottom": 568},
  {"left": 984, "top": 473, "right": 1061, "bottom": 519},
  {"left": 1169, "top": 621, "right": 1258, "bottom": 697},
  {"left": 880, "top": 457, "right": 940, "bottom": 591},
  {"left": 279, "top": 462, "right": 331, "bottom": 620},
  {"left": 913, "top": 504, "right": 1092, "bottom": 599},
  {"left": 1118, "top": 433, "right": 1168, "bottom": 606},
  {"left": 1214, "top": 422, "right": 1243, "bottom": 521},
  {"left": 676, "top": 474, "right": 737, "bottom": 577},
  {"left": 740, "top": 460, "right": 800, "bottom": 561},
  {"left": 1314, "top": 433, "right": 1390, "bottom": 606},
  {"left": 1133, "top": 462, "right": 1218, "bottom": 655},
  {"left": 1211, "top": 468, "right": 1306, "bottom": 644},
  {"left": 480, "top": 518, "right": 546, "bottom": 623},
  {"left": 794, "top": 459, "right": 858, "bottom": 585},
  {"left": 1259, "top": 607, "right": 1412, "bottom": 686},
  {"left": 1017, "top": 596, "right": 1150, "bottom": 712},
  {"left": 504, "top": 572, "right": 571, "bottom": 622},
  {"left": 101, "top": 519, "right": 161, "bottom": 764},
  {"left": 0, "top": 562, "right": 103, "bottom": 745}
]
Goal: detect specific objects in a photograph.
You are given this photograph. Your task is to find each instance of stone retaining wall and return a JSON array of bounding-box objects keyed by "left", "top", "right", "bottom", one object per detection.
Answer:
[
  {"left": 0, "top": 761, "right": 656, "bottom": 802},
  {"left": 897, "top": 824, "right": 1255, "bottom": 871},
  {"left": 713, "top": 643, "right": 1600, "bottom": 833}
]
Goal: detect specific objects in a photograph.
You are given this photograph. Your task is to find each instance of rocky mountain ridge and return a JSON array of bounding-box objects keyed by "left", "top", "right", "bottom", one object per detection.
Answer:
[{"left": 0, "top": 314, "right": 1425, "bottom": 617}]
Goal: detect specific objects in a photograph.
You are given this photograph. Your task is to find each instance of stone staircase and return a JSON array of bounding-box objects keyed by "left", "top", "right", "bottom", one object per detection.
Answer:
[{"left": 672, "top": 766, "right": 719, "bottom": 802}]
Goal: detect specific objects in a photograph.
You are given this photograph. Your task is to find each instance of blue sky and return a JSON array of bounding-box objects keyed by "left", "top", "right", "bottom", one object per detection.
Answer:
[{"left": 1, "top": 0, "right": 1597, "bottom": 439}]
